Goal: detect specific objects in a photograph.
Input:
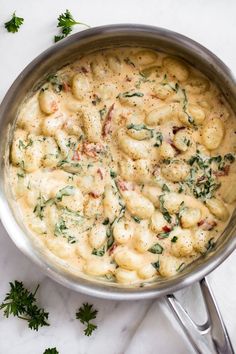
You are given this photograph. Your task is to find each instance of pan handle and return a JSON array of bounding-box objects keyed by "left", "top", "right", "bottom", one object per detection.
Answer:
[{"left": 166, "top": 278, "right": 234, "bottom": 354}]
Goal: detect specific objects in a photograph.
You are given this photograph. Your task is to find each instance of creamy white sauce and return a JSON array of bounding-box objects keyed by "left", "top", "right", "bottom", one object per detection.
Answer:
[{"left": 9, "top": 48, "right": 236, "bottom": 285}]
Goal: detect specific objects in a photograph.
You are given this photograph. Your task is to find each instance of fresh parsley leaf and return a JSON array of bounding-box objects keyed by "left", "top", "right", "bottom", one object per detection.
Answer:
[
  {"left": 43, "top": 348, "right": 59, "bottom": 354},
  {"left": 154, "top": 132, "right": 163, "bottom": 147},
  {"left": 162, "top": 184, "right": 170, "bottom": 192},
  {"left": 54, "top": 9, "right": 89, "bottom": 42},
  {"left": 47, "top": 74, "right": 63, "bottom": 93},
  {"left": 132, "top": 216, "right": 141, "bottom": 223},
  {"left": 99, "top": 107, "right": 107, "bottom": 119},
  {"left": 124, "top": 57, "right": 135, "bottom": 67},
  {"left": 102, "top": 218, "right": 109, "bottom": 225},
  {"left": 151, "top": 261, "right": 160, "bottom": 270},
  {"left": 171, "top": 236, "right": 178, "bottom": 243},
  {"left": 92, "top": 245, "right": 106, "bottom": 257},
  {"left": 0, "top": 281, "right": 49, "bottom": 331},
  {"left": 224, "top": 153, "right": 235, "bottom": 163},
  {"left": 176, "top": 263, "right": 185, "bottom": 272},
  {"left": 106, "top": 227, "right": 115, "bottom": 249},
  {"left": 118, "top": 91, "right": 144, "bottom": 98},
  {"left": 110, "top": 170, "right": 117, "bottom": 178},
  {"left": 55, "top": 185, "right": 75, "bottom": 201},
  {"left": 148, "top": 243, "right": 163, "bottom": 254},
  {"left": 206, "top": 237, "right": 215, "bottom": 251},
  {"left": 76, "top": 303, "right": 98, "bottom": 336},
  {"left": 5, "top": 12, "right": 24, "bottom": 33},
  {"left": 157, "top": 231, "right": 171, "bottom": 239},
  {"left": 127, "top": 123, "right": 153, "bottom": 139},
  {"left": 159, "top": 195, "right": 172, "bottom": 223}
]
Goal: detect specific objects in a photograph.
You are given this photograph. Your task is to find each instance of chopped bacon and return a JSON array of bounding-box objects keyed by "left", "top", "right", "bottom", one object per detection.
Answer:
[
  {"left": 62, "top": 82, "right": 71, "bottom": 92},
  {"left": 81, "top": 66, "right": 89, "bottom": 74},
  {"left": 50, "top": 101, "right": 58, "bottom": 113},
  {"left": 89, "top": 192, "right": 100, "bottom": 198},
  {"left": 82, "top": 142, "right": 104, "bottom": 158},
  {"left": 102, "top": 104, "right": 115, "bottom": 137},
  {"left": 150, "top": 94, "right": 159, "bottom": 99},
  {"left": 72, "top": 150, "right": 81, "bottom": 161},
  {"left": 169, "top": 140, "right": 180, "bottom": 154},
  {"left": 125, "top": 76, "right": 132, "bottom": 82},
  {"left": 109, "top": 243, "right": 117, "bottom": 255},
  {"left": 197, "top": 175, "right": 208, "bottom": 184},
  {"left": 172, "top": 126, "right": 185, "bottom": 134},
  {"left": 162, "top": 225, "right": 172, "bottom": 233},
  {"left": 198, "top": 219, "right": 217, "bottom": 230},
  {"left": 97, "top": 168, "right": 104, "bottom": 180},
  {"left": 153, "top": 165, "right": 160, "bottom": 177},
  {"left": 116, "top": 179, "right": 129, "bottom": 191},
  {"left": 213, "top": 165, "right": 230, "bottom": 177}
]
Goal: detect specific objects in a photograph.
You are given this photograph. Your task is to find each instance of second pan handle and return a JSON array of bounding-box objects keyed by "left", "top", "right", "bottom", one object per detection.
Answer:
[{"left": 166, "top": 278, "right": 234, "bottom": 354}]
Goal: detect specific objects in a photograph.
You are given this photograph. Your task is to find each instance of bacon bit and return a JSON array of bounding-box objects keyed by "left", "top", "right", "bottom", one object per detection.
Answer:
[
  {"left": 116, "top": 179, "right": 129, "bottom": 191},
  {"left": 172, "top": 126, "right": 185, "bottom": 134},
  {"left": 81, "top": 66, "right": 89, "bottom": 74},
  {"left": 62, "top": 81, "right": 71, "bottom": 92},
  {"left": 89, "top": 192, "right": 100, "bottom": 198},
  {"left": 102, "top": 104, "right": 115, "bottom": 137},
  {"left": 50, "top": 101, "right": 58, "bottom": 113},
  {"left": 82, "top": 142, "right": 104, "bottom": 158},
  {"left": 197, "top": 175, "right": 208, "bottom": 184},
  {"left": 153, "top": 165, "right": 160, "bottom": 177},
  {"left": 118, "top": 115, "right": 127, "bottom": 126},
  {"left": 125, "top": 76, "right": 132, "bottom": 82},
  {"left": 150, "top": 94, "right": 159, "bottom": 99},
  {"left": 213, "top": 165, "right": 230, "bottom": 177},
  {"left": 92, "top": 94, "right": 101, "bottom": 106},
  {"left": 72, "top": 150, "right": 81, "bottom": 161},
  {"left": 169, "top": 141, "right": 180, "bottom": 154},
  {"left": 97, "top": 168, "right": 104, "bottom": 180},
  {"left": 198, "top": 219, "right": 217, "bottom": 231},
  {"left": 162, "top": 225, "right": 172, "bottom": 233},
  {"left": 109, "top": 243, "right": 117, "bottom": 255}
]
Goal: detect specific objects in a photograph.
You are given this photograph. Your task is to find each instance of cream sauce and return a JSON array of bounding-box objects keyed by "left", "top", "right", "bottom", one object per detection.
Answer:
[{"left": 9, "top": 48, "right": 236, "bottom": 285}]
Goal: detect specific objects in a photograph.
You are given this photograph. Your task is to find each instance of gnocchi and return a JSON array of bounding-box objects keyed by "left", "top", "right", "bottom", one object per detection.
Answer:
[{"left": 9, "top": 47, "right": 236, "bottom": 286}]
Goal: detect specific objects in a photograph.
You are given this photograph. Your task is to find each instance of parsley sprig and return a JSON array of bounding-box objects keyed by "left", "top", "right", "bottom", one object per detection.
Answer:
[
  {"left": 0, "top": 281, "right": 49, "bottom": 331},
  {"left": 43, "top": 348, "right": 59, "bottom": 354},
  {"left": 76, "top": 303, "right": 98, "bottom": 336},
  {"left": 55, "top": 9, "right": 89, "bottom": 42},
  {"left": 4, "top": 12, "right": 24, "bottom": 33}
]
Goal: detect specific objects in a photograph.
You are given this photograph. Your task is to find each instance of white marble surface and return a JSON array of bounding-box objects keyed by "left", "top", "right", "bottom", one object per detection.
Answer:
[{"left": 0, "top": 0, "right": 236, "bottom": 353}]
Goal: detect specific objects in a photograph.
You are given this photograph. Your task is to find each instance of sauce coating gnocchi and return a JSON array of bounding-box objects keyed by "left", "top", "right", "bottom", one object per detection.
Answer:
[{"left": 9, "top": 48, "right": 236, "bottom": 286}]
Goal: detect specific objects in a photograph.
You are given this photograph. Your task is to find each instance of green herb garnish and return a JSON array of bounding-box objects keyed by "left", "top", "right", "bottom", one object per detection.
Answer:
[
  {"left": 151, "top": 261, "right": 160, "bottom": 270},
  {"left": 0, "top": 281, "right": 49, "bottom": 331},
  {"left": 171, "top": 236, "right": 178, "bottom": 243},
  {"left": 76, "top": 303, "right": 98, "bottom": 336},
  {"left": 47, "top": 74, "right": 63, "bottom": 93},
  {"left": 102, "top": 218, "right": 109, "bottom": 225},
  {"left": 55, "top": 186, "right": 75, "bottom": 201},
  {"left": 162, "top": 184, "right": 170, "bottom": 192},
  {"left": 118, "top": 91, "right": 144, "bottom": 98},
  {"left": 43, "top": 348, "right": 59, "bottom": 354},
  {"left": 148, "top": 243, "right": 163, "bottom": 254},
  {"left": 124, "top": 57, "right": 135, "bottom": 67},
  {"left": 110, "top": 170, "right": 117, "bottom": 178},
  {"left": 159, "top": 195, "right": 172, "bottom": 223},
  {"left": 5, "top": 12, "right": 24, "bottom": 33},
  {"left": 92, "top": 245, "right": 106, "bottom": 257},
  {"left": 176, "top": 263, "right": 185, "bottom": 272},
  {"left": 127, "top": 123, "right": 154, "bottom": 139},
  {"left": 54, "top": 9, "right": 89, "bottom": 42},
  {"left": 132, "top": 216, "right": 141, "bottom": 223},
  {"left": 154, "top": 132, "right": 163, "bottom": 147}
]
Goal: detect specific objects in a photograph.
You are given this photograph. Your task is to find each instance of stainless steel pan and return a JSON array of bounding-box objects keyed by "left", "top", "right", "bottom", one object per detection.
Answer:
[{"left": 0, "top": 25, "right": 235, "bottom": 354}]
